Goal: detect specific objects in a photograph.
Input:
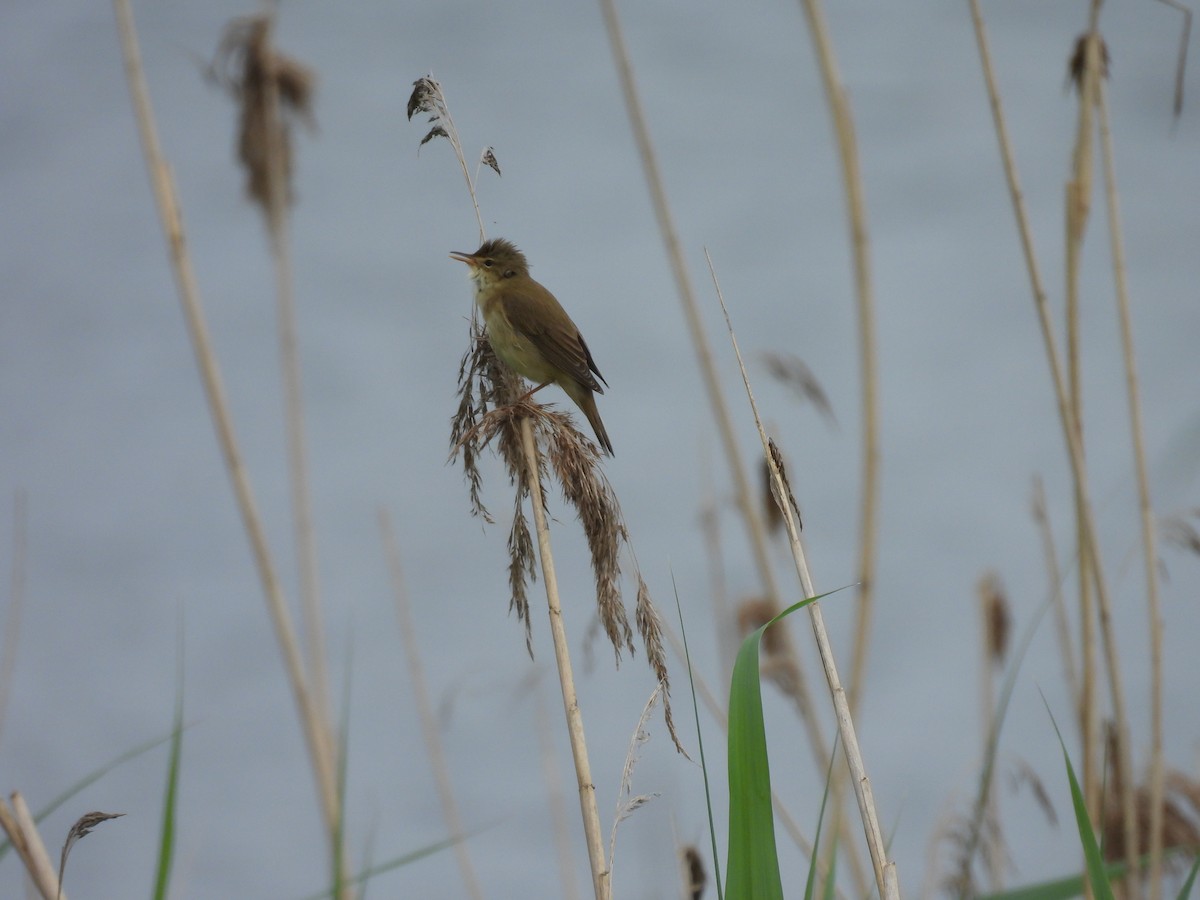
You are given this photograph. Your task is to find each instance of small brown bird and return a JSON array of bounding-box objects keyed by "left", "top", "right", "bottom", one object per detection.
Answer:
[{"left": 450, "top": 238, "right": 614, "bottom": 455}]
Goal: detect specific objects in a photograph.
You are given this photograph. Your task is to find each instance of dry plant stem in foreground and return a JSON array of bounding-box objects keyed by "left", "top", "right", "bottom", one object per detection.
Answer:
[
  {"left": 0, "top": 793, "right": 61, "bottom": 900},
  {"left": 1097, "top": 73, "right": 1166, "bottom": 900},
  {"left": 112, "top": 3, "right": 345, "bottom": 890},
  {"left": 519, "top": 419, "right": 611, "bottom": 900},
  {"left": 968, "top": 4, "right": 1138, "bottom": 889},
  {"left": 708, "top": 253, "right": 899, "bottom": 900},
  {"left": 380, "top": 511, "right": 484, "bottom": 900}
]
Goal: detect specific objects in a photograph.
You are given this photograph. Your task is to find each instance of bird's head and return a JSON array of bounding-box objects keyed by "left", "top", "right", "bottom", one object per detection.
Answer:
[{"left": 449, "top": 238, "right": 531, "bottom": 289}]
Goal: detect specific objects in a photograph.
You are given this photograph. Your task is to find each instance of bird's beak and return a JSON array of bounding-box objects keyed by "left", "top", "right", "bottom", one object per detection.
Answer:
[{"left": 449, "top": 251, "right": 477, "bottom": 267}]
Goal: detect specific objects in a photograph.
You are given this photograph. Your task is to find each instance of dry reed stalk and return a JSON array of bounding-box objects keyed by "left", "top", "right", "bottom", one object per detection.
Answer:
[
  {"left": 518, "top": 418, "right": 610, "bottom": 900},
  {"left": 111, "top": 4, "right": 346, "bottom": 891},
  {"left": 212, "top": 11, "right": 335, "bottom": 774},
  {"left": 967, "top": 5, "right": 1140, "bottom": 890},
  {"left": 1067, "top": 22, "right": 1139, "bottom": 895},
  {"left": 0, "top": 793, "right": 61, "bottom": 900},
  {"left": 592, "top": 7, "right": 846, "bottom": 877},
  {"left": 787, "top": 2, "right": 882, "bottom": 883},
  {"left": 793, "top": 0, "right": 879, "bottom": 729},
  {"left": 534, "top": 683, "right": 585, "bottom": 900},
  {"left": 379, "top": 510, "right": 484, "bottom": 900},
  {"left": 1096, "top": 73, "right": 1166, "bottom": 900},
  {"left": 708, "top": 252, "right": 899, "bottom": 900}
]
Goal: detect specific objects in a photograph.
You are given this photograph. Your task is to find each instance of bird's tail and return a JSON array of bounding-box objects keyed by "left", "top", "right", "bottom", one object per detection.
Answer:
[{"left": 569, "top": 385, "right": 614, "bottom": 456}]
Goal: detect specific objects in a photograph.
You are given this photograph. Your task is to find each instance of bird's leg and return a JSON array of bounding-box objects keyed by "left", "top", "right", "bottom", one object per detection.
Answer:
[{"left": 514, "top": 381, "right": 551, "bottom": 405}]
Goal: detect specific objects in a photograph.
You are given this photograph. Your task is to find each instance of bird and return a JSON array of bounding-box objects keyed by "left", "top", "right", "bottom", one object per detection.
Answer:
[{"left": 450, "top": 238, "right": 614, "bottom": 455}]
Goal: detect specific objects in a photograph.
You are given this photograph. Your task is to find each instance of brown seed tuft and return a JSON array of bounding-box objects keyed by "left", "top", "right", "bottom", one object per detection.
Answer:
[
  {"left": 211, "top": 16, "right": 316, "bottom": 216},
  {"left": 977, "top": 571, "right": 1010, "bottom": 666},
  {"left": 681, "top": 844, "right": 707, "bottom": 900},
  {"left": 1067, "top": 32, "right": 1111, "bottom": 93}
]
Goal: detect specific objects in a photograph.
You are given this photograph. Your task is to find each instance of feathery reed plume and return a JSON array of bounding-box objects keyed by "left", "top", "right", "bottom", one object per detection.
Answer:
[
  {"left": 681, "top": 844, "right": 707, "bottom": 900},
  {"left": 449, "top": 333, "right": 682, "bottom": 746},
  {"left": 210, "top": 15, "right": 315, "bottom": 214},
  {"left": 607, "top": 685, "right": 664, "bottom": 880}
]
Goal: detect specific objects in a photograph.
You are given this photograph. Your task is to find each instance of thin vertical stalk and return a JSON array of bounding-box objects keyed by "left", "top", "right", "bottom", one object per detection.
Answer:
[
  {"left": 257, "top": 13, "right": 336, "bottom": 775},
  {"left": 709, "top": 253, "right": 899, "bottom": 900},
  {"left": 111, "top": 1, "right": 343, "bottom": 886},
  {"left": 380, "top": 511, "right": 484, "bottom": 900},
  {"left": 789, "top": 5, "right": 880, "bottom": 884},
  {"left": 595, "top": 0, "right": 836, "bottom": 817},
  {"left": 1097, "top": 77, "right": 1164, "bottom": 900},
  {"left": 967, "top": 6, "right": 1137, "bottom": 893},
  {"left": 535, "top": 685, "right": 585, "bottom": 900},
  {"left": 794, "top": 0, "right": 879, "bottom": 729},
  {"left": 518, "top": 421, "right": 609, "bottom": 900}
]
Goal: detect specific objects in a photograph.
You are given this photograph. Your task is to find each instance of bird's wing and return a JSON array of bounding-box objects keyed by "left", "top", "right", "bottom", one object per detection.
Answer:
[{"left": 505, "top": 283, "right": 606, "bottom": 393}]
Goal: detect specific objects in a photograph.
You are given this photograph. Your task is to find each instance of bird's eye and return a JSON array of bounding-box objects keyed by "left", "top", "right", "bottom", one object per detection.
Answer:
[
  {"left": 503, "top": 269, "right": 516, "bottom": 279},
  {"left": 483, "top": 259, "right": 494, "bottom": 268}
]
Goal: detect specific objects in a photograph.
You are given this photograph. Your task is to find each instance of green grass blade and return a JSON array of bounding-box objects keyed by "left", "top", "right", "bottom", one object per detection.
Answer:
[
  {"left": 672, "top": 573, "right": 723, "bottom": 900},
  {"left": 150, "top": 630, "right": 185, "bottom": 900},
  {"left": 298, "top": 830, "right": 484, "bottom": 900},
  {"left": 1044, "top": 699, "right": 1113, "bottom": 900},
  {"left": 725, "top": 591, "right": 832, "bottom": 900}
]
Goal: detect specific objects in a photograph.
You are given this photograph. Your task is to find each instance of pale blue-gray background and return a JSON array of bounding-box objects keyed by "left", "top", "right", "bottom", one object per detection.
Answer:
[{"left": 2, "top": 0, "right": 1198, "bottom": 897}]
